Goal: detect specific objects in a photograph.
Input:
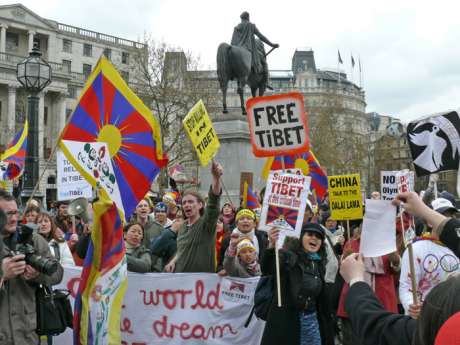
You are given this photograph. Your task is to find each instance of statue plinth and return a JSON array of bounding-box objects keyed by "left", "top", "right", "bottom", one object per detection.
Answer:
[{"left": 198, "top": 108, "right": 266, "bottom": 205}]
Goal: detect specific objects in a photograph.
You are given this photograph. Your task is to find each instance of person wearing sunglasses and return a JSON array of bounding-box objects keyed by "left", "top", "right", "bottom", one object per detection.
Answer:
[{"left": 260, "top": 223, "right": 331, "bottom": 345}]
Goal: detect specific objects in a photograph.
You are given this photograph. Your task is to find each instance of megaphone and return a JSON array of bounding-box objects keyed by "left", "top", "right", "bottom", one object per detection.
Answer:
[{"left": 68, "top": 197, "right": 90, "bottom": 223}]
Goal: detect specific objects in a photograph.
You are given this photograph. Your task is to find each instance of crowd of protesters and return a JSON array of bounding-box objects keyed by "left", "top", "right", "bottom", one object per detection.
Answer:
[{"left": 2, "top": 160, "right": 460, "bottom": 345}]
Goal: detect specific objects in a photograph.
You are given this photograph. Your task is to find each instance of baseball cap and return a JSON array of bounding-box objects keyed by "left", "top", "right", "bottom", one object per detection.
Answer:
[
  {"left": 300, "top": 223, "right": 325, "bottom": 240},
  {"left": 431, "top": 198, "right": 458, "bottom": 215},
  {"left": 155, "top": 202, "right": 167, "bottom": 213}
]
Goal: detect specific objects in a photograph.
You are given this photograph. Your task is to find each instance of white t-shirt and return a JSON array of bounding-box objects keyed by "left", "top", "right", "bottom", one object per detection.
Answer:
[{"left": 399, "top": 239, "right": 460, "bottom": 313}]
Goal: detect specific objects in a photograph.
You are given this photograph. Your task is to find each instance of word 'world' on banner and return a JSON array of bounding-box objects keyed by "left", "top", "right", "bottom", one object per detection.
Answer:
[
  {"left": 58, "top": 56, "right": 167, "bottom": 221},
  {"left": 260, "top": 171, "right": 311, "bottom": 247},
  {"left": 380, "top": 170, "right": 415, "bottom": 201},
  {"left": 246, "top": 93, "right": 309, "bottom": 157},
  {"left": 56, "top": 149, "right": 92, "bottom": 201},
  {"left": 328, "top": 174, "right": 363, "bottom": 220},
  {"left": 54, "top": 267, "right": 265, "bottom": 345},
  {"left": 183, "top": 100, "right": 220, "bottom": 166}
]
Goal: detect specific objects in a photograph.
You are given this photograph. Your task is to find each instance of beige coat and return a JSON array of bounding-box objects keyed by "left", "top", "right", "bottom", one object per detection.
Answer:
[{"left": 0, "top": 232, "right": 64, "bottom": 345}]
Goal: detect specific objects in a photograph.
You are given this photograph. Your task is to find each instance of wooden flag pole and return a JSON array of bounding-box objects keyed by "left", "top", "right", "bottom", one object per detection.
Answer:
[
  {"left": 346, "top": 219, "right": 351, "bottom": 241},
  {"left": 400, "top": 212, "right": 418, "bottom": 304}
]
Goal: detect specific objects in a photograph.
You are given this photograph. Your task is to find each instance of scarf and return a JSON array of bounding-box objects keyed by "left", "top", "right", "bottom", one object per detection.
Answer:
[
  {"left": 363, "top": 257, "right": 385, "bottom": 291},
  {"left": 125, "top": 242, "right": 137, "bottom": 255},
  {"left": 232, "top": 228, "right": 259, "bottom": 253},
  {"left": 239, "top": 257, "right": 261, "bottom": 276}
]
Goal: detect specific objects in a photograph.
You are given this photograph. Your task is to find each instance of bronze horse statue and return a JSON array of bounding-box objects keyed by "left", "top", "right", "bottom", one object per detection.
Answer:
[{"left": 216, "top": 41, "right": 272, "bottom": 115}]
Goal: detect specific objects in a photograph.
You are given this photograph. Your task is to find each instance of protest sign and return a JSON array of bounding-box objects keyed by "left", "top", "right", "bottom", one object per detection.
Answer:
[
  {"left": 54, "top": 266, "right": 265, "bottom": 345},
  {"left": 183, "top": 100, "right": 220, "bottom": 166},
  {"left": 56, "top": 150, "right": 92, "bottom": 201},
  {"left": 380, "top": 171, "right": 398, "bottom": 200},
  {"left": 259, "top": 171, "right": 311, "bottom": 246},
  {"left": 328, "top": 174, "right": 363, "bottom": 220},
  {"left": 246, "top": 93, "right": 309, "bottom": 157},
  {"left": 397, "top": 169, "right": 414, "bottom": 193},
  {"left": 360, "top": 199, "right": 397, "bottom": 257}
]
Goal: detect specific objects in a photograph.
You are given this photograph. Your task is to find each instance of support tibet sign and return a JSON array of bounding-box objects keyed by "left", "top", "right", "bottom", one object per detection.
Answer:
[
  {"left": 328, "top": 174, "right": 363, "bottom": 220},
  {"left": 246, "top": 93, "right": 309, "bottom": 157},
  {"left": 183, "top": 100, "right": 220, "bottom": 166}
]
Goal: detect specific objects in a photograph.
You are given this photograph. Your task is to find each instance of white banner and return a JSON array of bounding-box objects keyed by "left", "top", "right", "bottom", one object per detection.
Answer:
[
  {"left": 56, "top": 150, "right": 92, "bottom": 201},
  {"left": 54, "top": 267, "right": 265, "bottom": 345}
]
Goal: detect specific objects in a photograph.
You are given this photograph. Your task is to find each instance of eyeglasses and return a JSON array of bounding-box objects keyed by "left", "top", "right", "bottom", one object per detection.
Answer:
[{"left": 305, "top": 231, "right": 322, "bottom": 240}]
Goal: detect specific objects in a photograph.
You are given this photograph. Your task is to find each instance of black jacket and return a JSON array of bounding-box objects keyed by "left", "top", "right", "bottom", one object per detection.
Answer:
[
  {"left": 218, "top": 229, "right": 268, "bottom": 271},
  {"left": 345, "top": 281, "right": 416, "bottom": 345},
  {"left": 259, "top": 246, "right": 332, "bottom": 345}
]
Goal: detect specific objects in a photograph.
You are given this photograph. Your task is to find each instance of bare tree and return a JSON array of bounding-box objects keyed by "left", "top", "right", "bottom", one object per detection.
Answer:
[{"left": 131, "top": 36, "right": 219, "bottom": 189}]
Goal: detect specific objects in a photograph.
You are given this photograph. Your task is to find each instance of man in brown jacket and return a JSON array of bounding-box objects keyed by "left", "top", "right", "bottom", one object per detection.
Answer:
[{"left": 0, "top": 190, "right": 63, "bottom": 345}]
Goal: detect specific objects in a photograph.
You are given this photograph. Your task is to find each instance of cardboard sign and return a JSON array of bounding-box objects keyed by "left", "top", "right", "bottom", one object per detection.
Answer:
[
  {"left": 54, "top": 267, "right": 265, "bottom": 345},
  {"left": 183, "top": 100, "right": 220, "bottom": 166},
  {"left": 397, "top": 169, "right": 414, "bottom": 193},
  {"left": 381, "top": 170, "right": 415, "bottom": 200},
  {"left": 246, "top": 93, "right": 309, "bottom": 157},
  {"left": 56, "top": 149, "right": 92, "bottom": 201},
  {"left": 328, "top": 174, "right": 363, "bottom": 220},
  {"left": 260, "top": 171, "right": 311, "bottom": 246}
]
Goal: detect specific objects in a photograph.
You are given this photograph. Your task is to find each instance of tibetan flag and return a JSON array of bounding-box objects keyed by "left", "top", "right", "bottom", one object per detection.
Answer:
[
  {"left": 73, "top": 196, "right": 127, "bottom": 345},
  {"left": 262, "top": 150, "right": 328, "bottom": 204},
  {"left": 242, "top": 181, "right": 260, "bottom": 209},
  {"left": 59, "top": 56, "right": 167, "bottom": 221},
  {"left": 0, "top": 121, "right": 28, "bottom": 180}
]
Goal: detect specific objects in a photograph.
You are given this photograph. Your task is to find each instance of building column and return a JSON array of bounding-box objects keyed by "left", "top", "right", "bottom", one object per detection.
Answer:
[
  {"left": 0, "top": 24, "right": 7, "bottom": 53},
  {"left": 38, "top": 91, "right": 45, "bottom": 160},
  {"left": 28, "top": 30, "right": 35, "bottom": 51},
  {"left": 7, "top": 85, "right": 16, "bottom": 142},
  {"left": 57, "top": 92, "right": 67, "bottom": 136}
]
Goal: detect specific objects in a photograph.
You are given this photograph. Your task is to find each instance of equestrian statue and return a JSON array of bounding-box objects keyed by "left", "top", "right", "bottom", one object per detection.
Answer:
[{"left": 217, "top": 11, "right": 279, "bottom": 115}]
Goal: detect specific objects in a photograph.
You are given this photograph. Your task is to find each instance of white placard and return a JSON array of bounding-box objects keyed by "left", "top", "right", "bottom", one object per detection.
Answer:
[
  {"left": 56, "top": 150, "right": 92, "bottom": 201},
  {"left": 54, "top": 266, "right": 265, "bottom": 345},
  {"left": 360, "top": 199, "right": 397, "bottom": 257},
  {"left": 260, "top": 171, "right": 311, "bottom": 247},
  {"left": 381, "top": 170, "right": 415, "bottom": 201}
]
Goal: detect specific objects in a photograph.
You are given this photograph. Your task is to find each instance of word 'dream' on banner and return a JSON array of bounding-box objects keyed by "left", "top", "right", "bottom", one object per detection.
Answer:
[
  {"left": 328, "top": 174, "right": 363, "bottom": 220},
  {"left": 260, "top": 171, "right": 311, "bottom": 247},
  {"left": 183, "top": 100, "right": 220, "bottom": 166},
  {"left": 246, "top": 93, "right": 309, "bottom": 157}
]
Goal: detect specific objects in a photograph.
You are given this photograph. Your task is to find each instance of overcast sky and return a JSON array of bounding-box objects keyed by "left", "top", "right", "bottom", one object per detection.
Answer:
[{"left": 9, "top": 0, "right": 460, "bottom": 122}]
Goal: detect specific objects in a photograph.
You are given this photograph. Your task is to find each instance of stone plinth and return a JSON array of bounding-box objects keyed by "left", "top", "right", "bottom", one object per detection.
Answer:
[{"left": 198, "top": 108, "right": 266, "bottom": 205}]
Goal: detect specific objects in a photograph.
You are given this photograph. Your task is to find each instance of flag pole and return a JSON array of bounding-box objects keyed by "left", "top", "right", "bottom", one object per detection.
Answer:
[{"left": 400, "top": 212, "right": 418, "bottom": 304}]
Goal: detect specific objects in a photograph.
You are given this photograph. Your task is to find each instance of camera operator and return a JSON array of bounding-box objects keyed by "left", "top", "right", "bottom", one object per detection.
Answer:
[{"left": 0, "top": 190, "right": 63, "bottom": 344}]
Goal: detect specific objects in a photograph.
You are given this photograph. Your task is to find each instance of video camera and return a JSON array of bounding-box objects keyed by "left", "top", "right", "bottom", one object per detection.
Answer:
[{"left": 12, "top": 223, "right": 59, "bottom": 276}]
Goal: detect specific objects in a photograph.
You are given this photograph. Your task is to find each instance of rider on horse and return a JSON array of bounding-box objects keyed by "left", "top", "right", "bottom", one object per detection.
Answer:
[{"left": 231, "top": 11, "right": 279, "bottom": 87}]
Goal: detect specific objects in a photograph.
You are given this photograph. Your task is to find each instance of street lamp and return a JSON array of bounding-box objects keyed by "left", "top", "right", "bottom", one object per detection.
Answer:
[{"left": 16, "top": 46, "right": 52, "bottom": 204}]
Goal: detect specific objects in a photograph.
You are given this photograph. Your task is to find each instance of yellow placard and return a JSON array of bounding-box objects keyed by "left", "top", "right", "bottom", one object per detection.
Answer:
[
  {"left": 328, "top": 174, "right": 363, "bottom": 220},
  {"left": 183, "top": 100, "right": 220, "bottom": 166}
]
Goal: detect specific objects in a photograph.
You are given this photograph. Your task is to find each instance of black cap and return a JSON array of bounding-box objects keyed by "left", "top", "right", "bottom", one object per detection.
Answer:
[{"left": 300, "top": 223, "right": 325, "bottom": 240}]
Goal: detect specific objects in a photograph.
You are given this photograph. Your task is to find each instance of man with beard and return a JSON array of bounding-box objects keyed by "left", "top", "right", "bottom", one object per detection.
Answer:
[{"left": 164, "top": 161, "right": 222, "bottom": 273}]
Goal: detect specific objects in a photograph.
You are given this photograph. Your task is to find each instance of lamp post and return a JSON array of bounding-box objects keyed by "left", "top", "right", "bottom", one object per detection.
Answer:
[{"left": 16, "top": 47, "right": 51, "bottom": 204}]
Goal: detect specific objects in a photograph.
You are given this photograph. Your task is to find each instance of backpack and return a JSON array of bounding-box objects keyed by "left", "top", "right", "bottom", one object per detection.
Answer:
[{"left": 244, "top": 275, "right": 274, "bottom": 327}]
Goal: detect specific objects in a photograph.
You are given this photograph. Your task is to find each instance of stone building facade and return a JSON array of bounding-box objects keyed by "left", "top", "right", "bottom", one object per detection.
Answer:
[{"left": 0, "top": 3, "right": 145, "bottom": 205}]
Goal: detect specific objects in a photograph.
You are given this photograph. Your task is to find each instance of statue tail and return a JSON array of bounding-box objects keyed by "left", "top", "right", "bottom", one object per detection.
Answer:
[{"left": 217, "top": 43, "right": 231, "bottom": 87}]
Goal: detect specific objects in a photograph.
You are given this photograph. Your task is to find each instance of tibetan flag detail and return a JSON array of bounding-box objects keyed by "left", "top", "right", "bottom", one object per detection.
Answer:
[
  {"left": 262, "top": 150, "right": 328, "bottom": 204},
  {"left": 0, "top": 121, "right": 28, "bottom": 180},
  {"left": 59, "top": 56, "right": 167, "bottom": 221},
  {"left": 242, "top": 181, "right": 260, "bottom": 209},
  {"left": 73, "top": 196, "right": 127, "bottom": 345}
]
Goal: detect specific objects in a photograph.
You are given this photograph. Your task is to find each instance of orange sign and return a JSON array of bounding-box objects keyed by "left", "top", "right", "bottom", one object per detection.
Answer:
[{"left": 246, "top": 93, "right": 309, "bottom": 157}]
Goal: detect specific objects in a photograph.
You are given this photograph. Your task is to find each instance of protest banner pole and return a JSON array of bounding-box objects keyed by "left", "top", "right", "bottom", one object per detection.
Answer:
[
  {"left": 346, "top": 219, "right": 351, "bottom": 241},
  {"left": 433, "top": 181, "right": 438, "bottom": 199},
  {"left": 400, "top": 212, "right": 418, "bottom": 304},
  {"left": 275, "top": 242, "right": 282, "bottom": 307}
]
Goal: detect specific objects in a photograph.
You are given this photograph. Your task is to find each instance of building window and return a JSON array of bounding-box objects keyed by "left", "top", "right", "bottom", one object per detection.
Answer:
[
  {"left": 66, "top": 108, "right": 73, "bottom": 120},
  {"left": 103, "top": 48, "right": 112, "bottom": 60},
  {"left": 122, "top": 52, "right": 129, "bottom": 64},
  {"left": 83, "top": 64, "right": 92, "bottom": 78},
  {"left": 62, "top": 59, "right": 71, "bottom": 73},
  {"left": 6, "top": 32, "right": 19, "bottom": 51},
  {"left": 83, "top": 43, "right": 92, "bottom": 57},
  {"left": 33, "top": 36, "right": 41, "bottom": 51},
  {"left": 47, "top": 175, "right": 56, "bottom": 184},
  {"left": 62, "top": 39, "right": 72, "bottom": 53},
  {"left": 68, "top": 85, "right": 77, "bottom": 99},
  {"left": 120, "top": 71, "right": 129, "bottom": 82},
  {"left": 44, "top": 106, "right": 48, "bottom": 126}
]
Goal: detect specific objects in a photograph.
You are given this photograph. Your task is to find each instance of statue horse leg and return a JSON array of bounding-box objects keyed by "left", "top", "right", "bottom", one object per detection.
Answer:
[
  {"left": 221, "top": 81, "right": 228, "bottom": 114},
  {"left": 237, "top": 79, "right": 247, "bottom": 115}
]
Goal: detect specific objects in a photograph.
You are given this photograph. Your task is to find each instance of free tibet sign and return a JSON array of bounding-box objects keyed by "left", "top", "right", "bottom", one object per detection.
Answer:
[
  {"left": 246, "top": 93, "right": 309, "bottom": 157},
  {"left": 183, "top": 100, "right": 220, "bottom": 166}
]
